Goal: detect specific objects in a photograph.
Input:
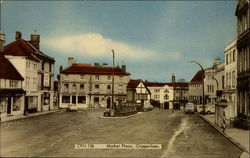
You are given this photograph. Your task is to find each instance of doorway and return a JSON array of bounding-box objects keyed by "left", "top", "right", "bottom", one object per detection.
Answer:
[
  {"left": 7, "top": 97, "right": 11, "bottom": 114},
  {"left": 72, "top": 96, "right": 76, "bottom": 104},
  {"left": 164, "top": 102, "right": 169, "bottom": 109}
]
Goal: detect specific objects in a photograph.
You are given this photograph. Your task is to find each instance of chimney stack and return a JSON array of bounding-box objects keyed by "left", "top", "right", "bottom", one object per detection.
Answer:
[
  {"left": 122, "top": 64, "right": 126, "bottom": 72},
  {"left": 0, "top": 30, "right": 6, "bottom": 53},
  {"left": 68, "top": 57, "right": 74, "bottom": 67},
  {"left": 29, "top": 30, "right": 40, "bottom": 50},
  {"left": 15, "top": 31, "right": 22, "bottom": 40},
  {"left": 172, "top": 73, "right": 176, "bottom": 83}
]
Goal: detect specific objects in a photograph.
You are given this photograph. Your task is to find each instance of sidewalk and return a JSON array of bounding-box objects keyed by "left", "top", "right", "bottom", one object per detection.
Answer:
[
  {"left": 1, "top": 108, "right": 63, "bottom": 123},
  {"left": 200, "top": 114, "right": 249, "bottom": 158}
]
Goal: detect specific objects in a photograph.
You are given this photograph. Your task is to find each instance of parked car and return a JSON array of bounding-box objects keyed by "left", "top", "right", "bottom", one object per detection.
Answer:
[
  {"left": 66, "top": 104, "right": 77, "bottom": 112},
  {"left": 184, "top": 102, "right": 195, "bottom": 114},
  {"left": 197, "top": 104, "right": 215, "bottom": 114},
  {"left": 144, "top": 103, "right": 154, "bottom": 111}
]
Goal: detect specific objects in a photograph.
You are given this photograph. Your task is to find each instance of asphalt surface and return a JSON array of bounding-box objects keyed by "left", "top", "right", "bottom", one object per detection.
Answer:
[{"left": 0, "top": 109, "right": 243, "bottom": 157}]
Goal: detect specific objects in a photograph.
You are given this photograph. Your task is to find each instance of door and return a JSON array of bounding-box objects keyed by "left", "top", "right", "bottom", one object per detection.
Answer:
[
  {"left": 7, "top": 97, "right": 11, "bottom": 114},
  {"left": 164, "top": 102, "right": 169, "bottom": 109},
  {"left": 72, "top": 96, "right": 76, "bottom": 105},
  {"left": 94, "top": 97, "right": 99, "bottom": 108},
  {"left": 106, "top": 97, "right": 111, "bottom": 109}
]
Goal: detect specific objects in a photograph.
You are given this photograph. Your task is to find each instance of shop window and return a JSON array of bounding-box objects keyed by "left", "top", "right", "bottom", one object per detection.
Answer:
[
  {"left": 62, "top": 96, "right": 70, "bottom": 103},
  {"left": 95, "top": 84, "right": 99, "bottom": 89},
  {"left": 0, "top": 97, "right": 7, "bottom": 112},
  {"left": 13, "top": 97, "right": 21, "bottom": 111},
  {"left": 78, "top": 96, "right": 86, "bottom": 104}
]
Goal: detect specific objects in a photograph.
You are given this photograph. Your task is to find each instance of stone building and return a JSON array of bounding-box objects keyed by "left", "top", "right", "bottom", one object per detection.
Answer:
[
  {"left": 58, "top": 58, "right": 130, "bottom": 109},
  {"left": 235, "top": 0, "right": 250, "bottom": 125}
]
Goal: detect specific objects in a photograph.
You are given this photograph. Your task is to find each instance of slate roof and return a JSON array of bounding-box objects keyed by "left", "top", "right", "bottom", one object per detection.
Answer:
[
  {"left": 144, "top": 82, "right": 167, "bottom": 87},
  {"left": 61, "top": 64, "right": 130, "bottom": 76},
  {"left": 190, "top": 70, "right": 204, "bottom": 83},
  {"left": 0, "top": 55, "right": 24, "bottom": 80}
]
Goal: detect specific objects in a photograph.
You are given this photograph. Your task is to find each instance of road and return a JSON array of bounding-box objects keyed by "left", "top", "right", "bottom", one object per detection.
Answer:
[{"left": 0, "top": 109, "right": 243, "bottom": 157}]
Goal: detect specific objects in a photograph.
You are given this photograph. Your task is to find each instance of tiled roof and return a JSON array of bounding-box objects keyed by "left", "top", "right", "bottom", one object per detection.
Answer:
[
  {"left": 0, "top": 55, "right": 24, "bottom": 80},
  {"left": 61, "top": 64, "right": 130, "bottom": 76},
  {"left": 127, "top": 79, "right": 142, "bottom": 88},
  {"left": 144, "top": 82, "right": 167, "bottom": 87},
  {"left": 190, "top": 70, "right": 204, "bottom": 83},
  {"left": 4, "top": 39, "right": 54, "bottom": 62},
  {"left": 167, "top": 82, "right": 189, "bottom": 88}
]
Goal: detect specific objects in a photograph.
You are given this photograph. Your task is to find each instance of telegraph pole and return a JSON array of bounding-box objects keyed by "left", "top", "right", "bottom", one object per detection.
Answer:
[{"left": 111, "top": 50, "right": 115, "bottom": 112}]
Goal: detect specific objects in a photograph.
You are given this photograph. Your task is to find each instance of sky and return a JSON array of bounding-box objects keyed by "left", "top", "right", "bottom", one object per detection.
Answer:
[{"left": 1, "top": 0, "right": 236, "bottom": 82}]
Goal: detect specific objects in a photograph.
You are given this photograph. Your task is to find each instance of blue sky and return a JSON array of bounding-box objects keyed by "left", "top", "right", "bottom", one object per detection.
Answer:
[{"left": 1, "top": 1, "right": 236, "bottom": 82}]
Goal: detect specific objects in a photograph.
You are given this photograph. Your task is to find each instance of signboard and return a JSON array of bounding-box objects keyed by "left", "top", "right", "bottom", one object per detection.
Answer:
[{"left": 43, "top": 73, "right": 50, "bottom": 87}]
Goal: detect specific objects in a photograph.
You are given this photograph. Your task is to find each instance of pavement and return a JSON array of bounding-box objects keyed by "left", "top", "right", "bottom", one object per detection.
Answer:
[
  {"left": 200, "top": 114, "right": 250, "bottom": 158},
  {"left": 1, "top": 109, "right": 243, "bottom": 157},
  {"left": 0, "top": 107, "right": 62, "bottom": 123}
]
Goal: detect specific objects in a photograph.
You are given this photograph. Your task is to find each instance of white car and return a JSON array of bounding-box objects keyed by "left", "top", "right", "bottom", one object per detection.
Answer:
[
  {"left": 66, "top": 104, "right": 77, "bottom": 112},
  {"left": 197, "top": 104, "right": 215, "bottom": 114}
]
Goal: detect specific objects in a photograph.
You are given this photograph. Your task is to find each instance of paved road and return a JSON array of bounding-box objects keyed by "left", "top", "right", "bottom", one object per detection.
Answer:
[{"left": 0, "top": 109, "right": 243, "bottom": 157}]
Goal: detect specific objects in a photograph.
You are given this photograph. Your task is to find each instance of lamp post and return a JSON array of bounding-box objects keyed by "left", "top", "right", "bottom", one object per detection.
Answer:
[
  {"left": 111, "top": 50, "right": 115, "bottom": 114},
  {"left": 190, "top": 61, "right": 205, "bottom": 115}
]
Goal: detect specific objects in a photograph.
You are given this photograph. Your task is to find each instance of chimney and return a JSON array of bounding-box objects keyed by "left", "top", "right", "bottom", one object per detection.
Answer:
[
  {"left": 94, "top": 63, "right": 100, "bottom": 67},
  {"left": 15, "top": 31, "right": 22, "bottom": 40},
  {"left": 0, "top": 31, "right": 5, "bottom": 53},
  {"left": 122, "top": 64, "right": 126, "bottom": 72},
  {"left": 102, "top": 63, "right": 108, "bottom": 67},
  {"left": 172, "top": 73, "right": 176, "bottom": 83},
  {"left": 213, "top": 57, "right": 221, "bottom": 66},
  {"left": 68, "top": 57, "right": 74, "bottom": 67},
  {"left": 29, "top": 30, "right": 40, "bottom": 50}
]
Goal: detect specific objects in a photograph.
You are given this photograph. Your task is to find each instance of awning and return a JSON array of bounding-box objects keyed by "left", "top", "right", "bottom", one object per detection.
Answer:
[{"left": 0, "top": 89, "right": 26, "bottom": 97}]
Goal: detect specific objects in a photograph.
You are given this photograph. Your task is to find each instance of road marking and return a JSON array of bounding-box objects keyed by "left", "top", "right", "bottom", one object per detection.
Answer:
[
  {"left": 161, "top": 118, "right": 190, "bottom": 157},
  {"left": 39, "top": 148, "right": 46, "bottom": 153},
  {"left": 49, "top": 143, "right": 56, "bottom": 146},
  {"left": 57, "top": 138, "right": 63, "bottom": 142}
]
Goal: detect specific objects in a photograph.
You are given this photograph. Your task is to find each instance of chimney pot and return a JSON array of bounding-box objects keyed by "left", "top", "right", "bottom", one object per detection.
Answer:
[{"left": 68, "top": 57, "right": 74, "bottom": 67}]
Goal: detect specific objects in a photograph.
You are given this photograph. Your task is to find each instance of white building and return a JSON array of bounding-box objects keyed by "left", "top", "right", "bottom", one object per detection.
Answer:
[
  {"left": 223, "top": 40, "right": 238, "bottom": 120},
  {"left": 188, "top": 70, "right": 204, "bottom": 104},
  {"left": 3, "top": 31, "right": 55, "bottom": 113}
]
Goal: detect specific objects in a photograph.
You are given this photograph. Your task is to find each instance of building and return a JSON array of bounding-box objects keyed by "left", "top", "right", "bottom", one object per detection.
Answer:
[
  {"left": 127, "top": 79, "right": 151, "bottom": 110},
  {"left": 170, "top": 82, "right": 189, "bottom": 109},
  {"left": 0, "top": 55, "right": 25, "bottom": 117},
  {"left": 144, "top": 82, "right": 166, "bottom": 108},
  {"left": 223, "top": 40, "right": 238, "bottom": 120},
  {"left": 3, "top": 31, "right": 55, "bottom": 113},
  {"left": 58, "top": 58, "right": 130, "bottom": 109},
  {"left": 235, "top": 0, "right": 250, "bottom": 127},
  {"left": 188, "top": 70, "right": 205, "bottom": 104}
]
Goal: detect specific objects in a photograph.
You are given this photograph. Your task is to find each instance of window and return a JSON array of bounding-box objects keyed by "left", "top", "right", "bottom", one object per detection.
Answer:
[
  {"left": 80, "top": 84, "right": 84, "bottom": 92},
  {"left": 33, "top": 78, "right": 37, "bottom": 86},
  {"left": 26, "top": 77, "right": 30, "bottom": 87},
  {"left": 226, "top": 54, "right": 229, "bottom": 65},
  {"left": 119, "top": 76, "right": 123, "bottom": 81},
  {"left": 9, "top": 80, "right": 18, "bottom": 88},
  {"left": 72, "top": 84, "right": 76, "bottom": 92},
  {"left": 118, "top": 85, "right": 123, "bottom": 93},
  {"left": 107, "top": 85, "right": 111, "bottom": 93},
  {"left": 95, "top": 84, "right": 99, "bottom": 89},
  {"left": 233, "top": 50, "right": 235, "bottom": 62},
  {"left": 95, "top": 75, "right": 99, "bottom": 80},
  {"left": 164, "top": 94, "right": 169, "bottom": 100},
  {"left": 62, "top": 96, "right": 70, "bottom": 103},
  {"left": 78, "top": 96, "right": 86, "bottom": 104},
  {"left": 64, "top": 84, "right": 69, "bottom": 92},
  {"left": 42, "top": 62, "right": 44, "bottom": 70},
  {"left": 222, "top": 75, "right": 225, "bottom": 89},
  {"left": 81, "top": 75, "right": 84, "bottom": 79},
  {"left": 107, "top": 76, "right": 111, "bottom": 80},
  {"left": 154, "top": 89, "right": 160, "bottom": 93}
]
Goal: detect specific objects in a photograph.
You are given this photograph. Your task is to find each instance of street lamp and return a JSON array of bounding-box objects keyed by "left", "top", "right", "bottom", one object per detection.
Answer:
[{"left": 190, "top": 61, "right": 205, "bottom": 115}]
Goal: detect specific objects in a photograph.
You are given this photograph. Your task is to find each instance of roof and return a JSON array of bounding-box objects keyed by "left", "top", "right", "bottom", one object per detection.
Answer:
[
  {"left": 127, "top": 79, "right": 143, "bottom": 88},
  {"left": 4, "top": 39, "right": 55, "bottom": 62},
  {"left": 190, "top": 70, "right": 204, "bottom": 83},
  {"left": 61, "top": 64, "right": 130, "bottom": 76},
  {"left": 0, "top": 55, "right": 24, "bottom": 80},
  {"left": 144, "top": 82, "right": 167, "bottom": 87},
  {"left": 167, "top": 82, "right": 189, "bottom": 88}
]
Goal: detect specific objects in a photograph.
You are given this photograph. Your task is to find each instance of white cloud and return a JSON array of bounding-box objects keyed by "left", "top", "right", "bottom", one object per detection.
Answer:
[{"left": 44, "top": 33, "right": 181, "bottom": 61}]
